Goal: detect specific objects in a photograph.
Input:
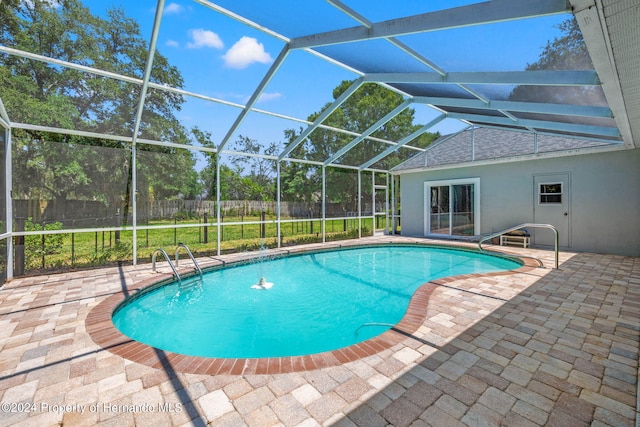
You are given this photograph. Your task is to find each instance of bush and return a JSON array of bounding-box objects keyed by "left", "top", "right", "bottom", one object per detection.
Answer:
[
  {"left": 173, "top": 210, "right": 199, "bottom": 221},
  {"left": 88, "top": 240, "right": 132, "bottom": 265},
  {"left": 24, "top": 218, "right": 64, "bottom": 270}
]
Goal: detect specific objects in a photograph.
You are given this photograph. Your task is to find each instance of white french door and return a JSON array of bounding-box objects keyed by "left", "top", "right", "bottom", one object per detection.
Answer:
[{"left": 425, "top": 178, "right": 480, "bottom": 237}]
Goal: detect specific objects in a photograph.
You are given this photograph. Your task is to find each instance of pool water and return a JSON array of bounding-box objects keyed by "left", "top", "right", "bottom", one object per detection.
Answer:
[{"left": 112, "top": 245, "right": 520, "bottom": 358}]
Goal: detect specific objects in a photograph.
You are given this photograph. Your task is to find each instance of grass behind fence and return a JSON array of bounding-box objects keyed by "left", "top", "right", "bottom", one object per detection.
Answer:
[{"left": 19, "top": 216, "right": 387, "bottom": 274}]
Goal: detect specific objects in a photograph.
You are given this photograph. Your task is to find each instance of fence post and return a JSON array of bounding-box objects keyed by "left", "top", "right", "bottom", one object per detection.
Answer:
[
  {"left": 203, "top": 212, "right": 208, "bottom": 244},
  {"left": 114, "top": 210, "right": 120, "bottom": 243},
  {"left": 41, "top": 220, "right": 45, "bottom": 269},
  {"left": 14, "top": 217, "right": 25, "bottom": 276}
]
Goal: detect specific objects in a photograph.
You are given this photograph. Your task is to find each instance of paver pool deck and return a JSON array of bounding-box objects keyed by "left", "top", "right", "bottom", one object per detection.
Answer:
[{"left": 0, "top": 236, "right": 638, "bottom": 426}]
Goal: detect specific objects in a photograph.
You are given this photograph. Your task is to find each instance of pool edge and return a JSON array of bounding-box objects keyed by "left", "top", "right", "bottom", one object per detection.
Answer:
[{"left": 85, "top": 241, "right": 539, "bottom": 375}]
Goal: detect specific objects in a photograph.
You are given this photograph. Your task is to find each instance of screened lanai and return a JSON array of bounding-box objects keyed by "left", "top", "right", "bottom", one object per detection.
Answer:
[{"left": 1, "top": 0, "right": 638, "bottom": 282}]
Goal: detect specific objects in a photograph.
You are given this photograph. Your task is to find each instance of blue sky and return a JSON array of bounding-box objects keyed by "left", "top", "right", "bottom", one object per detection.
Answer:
[{"left": 80, "top": 1, "right": 570, "bottom": 156}]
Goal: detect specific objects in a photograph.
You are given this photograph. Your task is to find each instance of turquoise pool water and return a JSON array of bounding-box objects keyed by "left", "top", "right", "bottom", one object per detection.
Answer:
[{"left": 112, "top": 245, "right": 520, "bottom": 358}]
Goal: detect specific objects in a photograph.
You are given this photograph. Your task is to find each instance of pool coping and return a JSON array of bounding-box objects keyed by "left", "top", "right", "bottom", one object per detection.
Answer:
[{"left": 85, "top": 242, "right": 539, "bottom": 375}]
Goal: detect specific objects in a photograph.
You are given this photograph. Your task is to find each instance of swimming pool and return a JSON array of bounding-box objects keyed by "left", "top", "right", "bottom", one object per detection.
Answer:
[{"left": 112, "top": 245, "right": 520, "bottom": 358}]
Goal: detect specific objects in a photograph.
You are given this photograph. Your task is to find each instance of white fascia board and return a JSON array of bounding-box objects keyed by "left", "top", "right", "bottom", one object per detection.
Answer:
[{"left": 570, "top": 0, "right": 636, "bottom": 149}]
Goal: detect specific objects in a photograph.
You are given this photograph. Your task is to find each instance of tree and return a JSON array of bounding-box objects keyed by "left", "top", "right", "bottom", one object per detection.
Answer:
[
  {"left": 193, "top": 128, "right": 278, "bottom": 202},
  {"left": 191, "top": 127, "right": 218, "bottom": 200},
  {"left": 0, "top": 0, "right": 198, "bottom": 223},
  {"left": 281, "top": 81, "right": 439, "bottom": 206},
  {"left": 229, "top": 136, "right": 278, "bottom": 201},
  {"left": 509, "top": 17, "right": 606, "bottom": 106}
]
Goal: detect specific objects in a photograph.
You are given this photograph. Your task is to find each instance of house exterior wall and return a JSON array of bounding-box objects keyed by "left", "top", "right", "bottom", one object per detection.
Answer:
[{"left": 399, "top": 148, "right": 640, "bottom": 256}]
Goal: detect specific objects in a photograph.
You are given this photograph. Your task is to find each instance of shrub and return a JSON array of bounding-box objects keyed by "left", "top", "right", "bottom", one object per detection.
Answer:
[
  {"left": 173, "top": 210, "right": 199, "bottom": 221},
  {"left": 24, "top": 218, "right": 64, "bottom": 270}
]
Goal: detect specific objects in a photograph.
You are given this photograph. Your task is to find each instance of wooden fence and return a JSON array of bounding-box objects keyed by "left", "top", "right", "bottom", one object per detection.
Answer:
[{"left": 14, "top": 199, "right": 375, "bottom": 226}]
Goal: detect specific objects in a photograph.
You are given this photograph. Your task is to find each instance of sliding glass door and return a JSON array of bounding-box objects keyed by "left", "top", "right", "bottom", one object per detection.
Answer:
[
  {"left": 429, "top": 186, "right": 450, "bottom": 235},
  {"left": 425, "top": 178, "right": 479, "bottom": 237}
]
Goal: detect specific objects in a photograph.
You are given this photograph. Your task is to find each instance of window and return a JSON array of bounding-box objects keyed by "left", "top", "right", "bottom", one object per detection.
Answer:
[{"left": 539, "top": 183, "right": 562, "bottom": 204}]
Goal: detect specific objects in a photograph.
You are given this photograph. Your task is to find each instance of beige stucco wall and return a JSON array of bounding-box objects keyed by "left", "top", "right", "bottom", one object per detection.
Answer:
[{"left": 399, "top": 148, "right": 640, "bottom": 256}]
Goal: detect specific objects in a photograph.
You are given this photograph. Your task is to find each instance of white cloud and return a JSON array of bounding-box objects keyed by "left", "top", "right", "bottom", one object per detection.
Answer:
[
  {"left": 166, "top": 40, "right": 180, "bottom": 48},
  {"left": 258, "top": 92, "right": 283, "bottom": 103},
  {"left": 222, "top": 37, "right": 273, "bottom": 69},
  {"left": 187, "top": 29, "right": 224, "bottom": 49},
  {"left": 164, "top": 3, "right": 183, "bottom": 14}
]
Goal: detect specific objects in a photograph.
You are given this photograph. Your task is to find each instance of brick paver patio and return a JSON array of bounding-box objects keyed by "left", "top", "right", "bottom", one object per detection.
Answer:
[{"left": 1, "top": 236, "right": 638, "bottom": 426}]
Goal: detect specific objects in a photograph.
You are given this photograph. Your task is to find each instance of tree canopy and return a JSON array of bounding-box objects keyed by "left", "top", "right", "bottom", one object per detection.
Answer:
[
  {"left": 1, "top": 1, "right": 439, "bottom": 221},
  {"left": 509, "top": 17, "right": 606, "bottom": 106},
  {"left": 0, "top": 0, "right": 197, "bottom": 221},
  {"left": 281, "top": 80, "right": 439, "bottom": 206}
]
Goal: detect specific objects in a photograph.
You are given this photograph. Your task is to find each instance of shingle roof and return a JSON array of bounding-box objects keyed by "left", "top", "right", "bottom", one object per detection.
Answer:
[{"left": 392, "top": 127, "right": 615, "bottom": 172}]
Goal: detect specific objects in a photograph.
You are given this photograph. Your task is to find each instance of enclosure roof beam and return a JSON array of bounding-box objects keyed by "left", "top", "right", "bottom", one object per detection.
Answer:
[
  {"left": 218, "top": 46, "right": 290, "bottom": 152},
  {"left": 279, "top": 77, "right": 365, "bottom": 160},
  {"left": 360, "top": 114, "right": 446, "bottom": 170},
  {"left": 0, "top": 98, "right": 11, "bottom": 127},
  {"left": 0, "top": 46, "right": 243, "bottom": 111},
  {"left": 364, "top": 70, "right": 600, "bottom": 86},
  {"left": 327, "top": 0, "right": 492, "bottom": 105},
  {"left": 0, "top": 44, "right": 426, "bottom": 154},
  {"left": 131, "top": 0, "right": 164, "bottom": 145},
  {"left": 192, "top": 0, "right": 290, "bottom": 43},
  {"left": 290, "top": 0, "right": 570, "bottom": 49},
  {"left": 447, "top": 112, "right": 621, "bottom": 138},
  {"left": 327, "top": 0, "right": 447, "bottom": 76},
  {"left": 324, "top": 99, "right": 412, "bottom": 166},
  {"left": 413, "top": 96, "right": 613, "bottom": 118}
]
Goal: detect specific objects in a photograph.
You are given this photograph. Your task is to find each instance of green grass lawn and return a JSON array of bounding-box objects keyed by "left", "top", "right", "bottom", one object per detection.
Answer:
[{"left": 19, "top": 216, "right": 387, "bottom": 273}]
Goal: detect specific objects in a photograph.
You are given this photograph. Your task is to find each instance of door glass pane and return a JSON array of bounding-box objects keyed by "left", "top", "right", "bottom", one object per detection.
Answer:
[
  {"left": 539, "top": 183, "right": 562, "bottom": 204},
  {"left": 429, "top": 186, "right": 450, "bottom": 234},
  {"left": 453, "top": 184, "right": 474, "bottom": 236}
]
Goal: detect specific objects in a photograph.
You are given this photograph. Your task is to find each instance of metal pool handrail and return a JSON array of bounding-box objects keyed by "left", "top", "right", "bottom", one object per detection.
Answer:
[
  {"left": 152, "top": 248, "right": 181, "bottom": 282},
  {"left": 478, "top": 223, "right": 559, "bottom": 269},
  {"left": 175, "top": 243, "right": 203, "bottom": 279}
]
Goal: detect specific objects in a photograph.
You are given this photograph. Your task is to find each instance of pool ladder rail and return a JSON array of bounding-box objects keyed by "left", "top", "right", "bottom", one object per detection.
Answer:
[
  {"left": 175, "top": 243, "right": 203, "bottom": 279},
  {"left": 152, "top": 243, "right": 203, "bottom": 284}
]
